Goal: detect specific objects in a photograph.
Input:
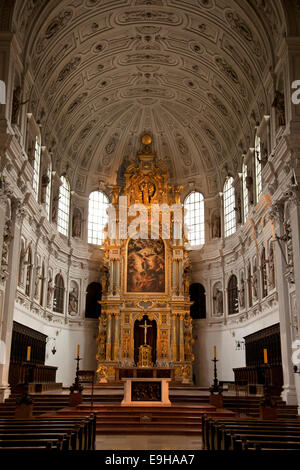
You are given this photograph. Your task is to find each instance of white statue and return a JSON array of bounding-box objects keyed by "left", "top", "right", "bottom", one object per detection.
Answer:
[
  {"left": 68, "top": 286, "right": 78, "bottom": 315},
  {"left": 47, "top": 277, "right": 54, "bottom": 307},
  {"left": 34, "top": 266, "right": 41, "bottom": 299}
]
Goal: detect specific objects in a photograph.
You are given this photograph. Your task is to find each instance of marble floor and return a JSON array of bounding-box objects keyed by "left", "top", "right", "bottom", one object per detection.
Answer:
[{"left": 96, "top": 435, "right": 202, "bottom": 450}]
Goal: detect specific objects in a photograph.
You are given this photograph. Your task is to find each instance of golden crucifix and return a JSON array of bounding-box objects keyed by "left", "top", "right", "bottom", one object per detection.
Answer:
[{"left": 140, "top": 319, "right": 152, "bottom": 345}]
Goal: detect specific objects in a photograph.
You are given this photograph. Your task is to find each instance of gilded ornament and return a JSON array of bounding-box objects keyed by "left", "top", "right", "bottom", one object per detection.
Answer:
[{"left": 142, "top": 134, "right": 152, "bottom": 145}]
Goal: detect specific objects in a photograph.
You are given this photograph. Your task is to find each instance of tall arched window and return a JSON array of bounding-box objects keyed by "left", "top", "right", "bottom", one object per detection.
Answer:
[
  {"left": 32, "top": 136, "right": 41, "bottom": 199},
  {"left": 228, "top": 274, "right": 239, "bottom": 315},
  {"left": 57, "top": 176, "right": 70, "bottom": 236},
  {"left": 223, "top": 177, "right": 236, "bottom": 237},
  {"left": 44, "top": 163, "right": 52, "bottom": 219},
  {"left": 18, "top": 239, "right": 26, "bottom": 287},
  {"left": 247, "top": 263, "right": 252, "bottom": 308},
  {"left": 25, "top": 247, "right": 32, "bottom": 297},
  {"left": 88, "top": 191, "right": 109, "bottom": 245},
  {"left": 255, "top": 136, "right": 262, "bottom": 201},
  {"left": 261, "top": 247, "right": 268, "bottom": 298},
  {"left": 242, "top": 162, "right": 248, "bottom": 223},
  {"left": 53, "top": 274, "right": 64, "bottom": 313},
  {"left": 40, "top": 262, "right": 45, "bottom": 306},
  {"left": 184, "top": 192, "right": 205, "bottom": 246}
]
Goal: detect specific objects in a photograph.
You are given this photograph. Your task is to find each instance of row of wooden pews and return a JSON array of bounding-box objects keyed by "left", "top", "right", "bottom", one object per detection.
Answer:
[
  {"left": 202, "top": 416, "right": 300, "bottom": 451},
  {"left": 0, "top": 414, "right": 96, "bottom": 450}
]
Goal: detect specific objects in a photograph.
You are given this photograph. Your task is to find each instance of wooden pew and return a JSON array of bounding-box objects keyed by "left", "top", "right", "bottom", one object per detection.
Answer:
[
  {"left": 220, "top": 423, "right": 300, "bottom": 451},
  {"left": 0, "top": 414, "right": 96, "bottom": 451},
  {"left": 0, "top": 424, "right": 83, "bottom": 450},
  {"left": 0, "top": 439, "right": 62, "bottom": 450},
  {"left": 0, "top": 431, "right": 73, "bottom": 450},
  {"left": 244, "top": 439, "right": 300, "bottom": 451},
  {"left": 232, "top": 434, "right": 300, "bottom": 451},
  {"left": 202, "top": 415, "right": 300, "bottom": 451},
  {"left": 0, "top": 414, "right": 96, "bottom": 450}
]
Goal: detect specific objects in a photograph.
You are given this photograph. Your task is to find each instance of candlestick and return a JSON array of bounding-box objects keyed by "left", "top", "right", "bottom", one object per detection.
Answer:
[
  {"left": 209, "top": 356, "right": 223, "bottom": 395},
  {"left": 26, "top": 346, "right": 31, "bottom": 362},
  {"left": 264, "top": 348, "right": 268, "bottom": 364},
  {"left": 69, "top": 354, "right": 84, "bottom": 394},
  {"left": 213, "top": 346, "right": 216, "bottom": 359},
  {"left": 77, "top": 344, "right": 80, "bottom": 357}
]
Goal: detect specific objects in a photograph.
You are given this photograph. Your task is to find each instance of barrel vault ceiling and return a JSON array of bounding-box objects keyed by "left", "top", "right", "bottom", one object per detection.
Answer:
[{"left": 10, "top": 0, "right": 288, "bottom": 196}]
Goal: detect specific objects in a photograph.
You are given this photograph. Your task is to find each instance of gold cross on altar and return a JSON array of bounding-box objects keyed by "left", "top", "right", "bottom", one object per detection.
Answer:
[{"left": 140, "top": 319, "right": 152, "bottom": 345}]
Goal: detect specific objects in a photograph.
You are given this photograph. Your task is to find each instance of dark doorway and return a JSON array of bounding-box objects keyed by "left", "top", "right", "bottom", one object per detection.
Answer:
[
  {"left": 189, "top": 283, "right": 206, "bottom": 319},
  {"left": 85, "top": 282, "right": 102, "bottom": 319}
]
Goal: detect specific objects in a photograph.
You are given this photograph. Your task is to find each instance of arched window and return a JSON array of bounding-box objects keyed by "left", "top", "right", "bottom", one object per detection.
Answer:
[
  {"left": 261, "top": 247, "right": 268, "bottom": 298},
  {"left": 255, "top": 136, "right": 262, "bottom": 201},
  {"left": 18, "top": 239, "right": 26, "bottom": 287},
  {"left": 184, "top": 192, "right": 205, "bottom": 246},
  {"left": 88, "top": 191, "right": 109, "bottom": 245},
  {"left": 53, "top": 274, "right": 64, "bottom": 313},
  {"left": 223, "top": 177, "right": 236, "bottom": 237},
  {"left": 44, "top": 163, "right": 52, "bottom": 219},
  {"left": 57, "top": 176, "right": 70, "bottom": 236},
  {"left": 85, "top": 282, "right": 102, "bottom": 319},
  {"left": 40, "top": 263, "right": 45, "bottom": 306},
  {"left": 189, "top": 283, "right": 206, "bottom": 319},
  {"left": 25, "top": 247, "right": 32, "bottom": 297},
  {"left": 32, "top": 136, "right": 41, "bottom": 199},
  {"left": 228, "top": 275, "right": 239, "bottom": 315},
  {"left": 242, "top": 162, "right": 248, "bottom": 223},
  {"left": 247, "top": 263, "right": 252, "bottom": 308}
]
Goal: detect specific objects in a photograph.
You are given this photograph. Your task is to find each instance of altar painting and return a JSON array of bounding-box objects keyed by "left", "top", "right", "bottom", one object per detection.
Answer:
[{"left": 127, "top": 238, "right": 165, "bottom": 293}]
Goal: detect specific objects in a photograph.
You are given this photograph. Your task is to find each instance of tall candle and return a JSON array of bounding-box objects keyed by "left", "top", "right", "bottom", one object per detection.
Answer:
[
  {"left": 77, "top": 344, "right": 80, "bottom": 357},
  {"left": 263, "top": 348, "right": 268, "bottom": 364},
  {"left": 27, "top": 346, "right": 31, "bottom": 361},
  {"left": 213, "top": 346, "right": 216, "bottom": 359}
]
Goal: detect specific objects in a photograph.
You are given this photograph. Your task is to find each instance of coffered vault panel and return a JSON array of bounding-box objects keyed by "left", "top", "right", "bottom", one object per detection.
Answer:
[{"left": 10, "top": 0, "right": 286, "bottom": 195}]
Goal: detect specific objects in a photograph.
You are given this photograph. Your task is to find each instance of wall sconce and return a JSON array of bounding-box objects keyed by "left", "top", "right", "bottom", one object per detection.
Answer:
[
  {"left": 46, "top": 337, "right": 57, "bottom": 355},
  {"left": 235, "top": 340, "right": 245, "bottom": 351}
]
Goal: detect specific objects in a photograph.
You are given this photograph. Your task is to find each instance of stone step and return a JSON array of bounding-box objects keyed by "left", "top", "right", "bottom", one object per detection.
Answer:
[
  {"left": 97, "top": 419, "right": 202, "bottom": 426},
  {"left": 96, "top": 428, "right": 202, "bottom": 435},
  {"left": 95, "top": 425, "right": 202, "bottom": 435}
]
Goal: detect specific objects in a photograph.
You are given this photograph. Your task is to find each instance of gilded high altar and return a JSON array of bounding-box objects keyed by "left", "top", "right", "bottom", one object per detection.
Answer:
[{"left": 96, "top": 136, "right": 194, "bottom": 383}]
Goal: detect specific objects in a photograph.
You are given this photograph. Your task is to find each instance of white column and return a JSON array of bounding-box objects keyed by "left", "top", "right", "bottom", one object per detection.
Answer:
[
  {"left": 271, "top": 203, "right": 297, "bottom": 405},
  {"left": 288, "top": 192, "right": 300, "bottom": 412},
  {"left": 0, "top": 198, "right": 24, "bottom": 402},
  {"left": 289, "top": 196, "right": 300, "bottom": 336}
]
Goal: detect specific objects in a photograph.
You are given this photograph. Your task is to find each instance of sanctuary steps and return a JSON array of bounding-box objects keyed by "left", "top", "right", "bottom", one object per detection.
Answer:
[
  {"left": 53, "top": 404, "right": 235, "bottom": 435},
  {"left": 0, "top": 394, "right": 71, "bottom": 418},
  {"left": 0, "top": 385, "right": 297, "bottom": 423}
]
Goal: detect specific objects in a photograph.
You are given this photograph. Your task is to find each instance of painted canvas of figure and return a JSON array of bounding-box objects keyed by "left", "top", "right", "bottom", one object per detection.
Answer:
[{"left": 127, "top": 238, "right": 165, "bottom": 293}]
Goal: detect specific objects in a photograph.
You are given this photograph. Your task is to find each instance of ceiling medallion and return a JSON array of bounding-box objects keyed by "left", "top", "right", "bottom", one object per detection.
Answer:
[{"left": 141, "top": 134, "right": 152, "bottom": 145}]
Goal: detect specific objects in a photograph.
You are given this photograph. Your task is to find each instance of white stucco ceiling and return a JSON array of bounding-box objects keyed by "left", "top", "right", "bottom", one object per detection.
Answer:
[{"left": 11, "top": 0, "right": 288, "bottom": 195}]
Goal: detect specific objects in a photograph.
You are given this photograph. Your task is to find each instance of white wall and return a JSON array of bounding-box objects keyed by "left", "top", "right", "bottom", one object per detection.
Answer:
[
  {"left": 14, "top": 307, "right": 97, "bottom": 387},
  {"left": 193, "top": 310, "right": 279, "bottom": 387}
]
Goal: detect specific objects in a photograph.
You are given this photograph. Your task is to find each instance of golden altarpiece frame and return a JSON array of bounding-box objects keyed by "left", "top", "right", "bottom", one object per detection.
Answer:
[{"left": 96, "top": 137, "right": 194, "bottom": 383}]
